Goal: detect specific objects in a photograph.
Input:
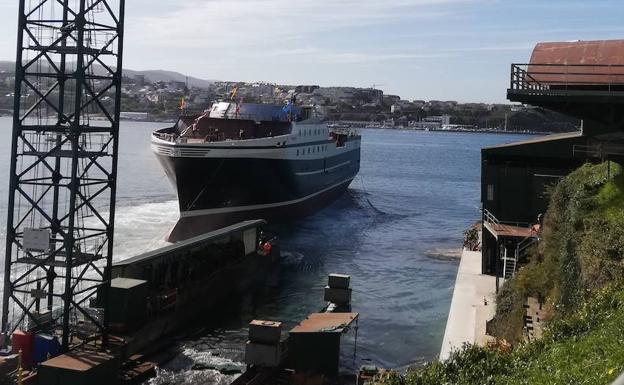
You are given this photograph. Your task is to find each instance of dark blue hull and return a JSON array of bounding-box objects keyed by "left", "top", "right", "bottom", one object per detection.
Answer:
[{"left": 154, "top": 140, "right": 361, "bottom": 242}]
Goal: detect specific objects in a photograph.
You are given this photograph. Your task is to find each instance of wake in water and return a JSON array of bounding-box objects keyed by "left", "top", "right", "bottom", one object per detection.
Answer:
[
  {"left": 149, "top": 337, "right": 245, "bottom": 385},
  {"left": 112, "top": 200, "right": 178, "bottom": 260},
  {"left": 348, "top": 187, "right": 412, "bottom": 226}
]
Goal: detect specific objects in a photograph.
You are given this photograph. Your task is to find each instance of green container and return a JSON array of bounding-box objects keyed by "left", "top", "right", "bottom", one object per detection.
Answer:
[{"left": 107, "top": 278, "right": 148, "bottom": 331}]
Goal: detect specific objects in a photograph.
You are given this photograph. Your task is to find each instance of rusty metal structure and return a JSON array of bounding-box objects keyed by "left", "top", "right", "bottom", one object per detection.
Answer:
[
  {"left": 2, "top": 0, "right": 125, "bottom": 350},
  {"left": 508, "top": 39, "right": 624, "bottom": 130}
]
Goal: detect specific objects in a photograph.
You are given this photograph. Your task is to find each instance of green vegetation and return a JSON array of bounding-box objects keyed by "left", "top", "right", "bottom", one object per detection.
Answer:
[{"left": 375, "top": 162, "right": 624, "bottom": 385}]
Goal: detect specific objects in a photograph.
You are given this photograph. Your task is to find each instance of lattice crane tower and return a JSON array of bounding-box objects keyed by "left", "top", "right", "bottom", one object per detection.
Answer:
[{"left": 2, "top": 0, "right": 125, "bottom": 350}]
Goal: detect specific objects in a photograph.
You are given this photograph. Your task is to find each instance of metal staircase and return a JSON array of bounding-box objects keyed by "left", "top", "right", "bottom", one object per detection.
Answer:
[{"left": 502, "top": 235, "right": 539, "bottom": 279}]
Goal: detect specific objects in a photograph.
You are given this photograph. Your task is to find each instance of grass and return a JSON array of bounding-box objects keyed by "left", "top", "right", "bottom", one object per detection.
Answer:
[{"left": 372, "top": 162, "right": 624, "bottom": 385}]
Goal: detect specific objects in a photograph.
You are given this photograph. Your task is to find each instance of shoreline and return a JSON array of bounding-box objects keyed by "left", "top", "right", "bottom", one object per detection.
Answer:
[
  {"left": 0, "top": 115, "right": 567, "bottom": 136},
  {"left": 358, "top": 126, "right": 551, "bottom": 136},
  {"left": 439, "top": 247, "right": 496, "bottom": 361}
]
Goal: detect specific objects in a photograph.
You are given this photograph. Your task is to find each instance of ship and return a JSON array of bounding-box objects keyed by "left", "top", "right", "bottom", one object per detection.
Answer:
[{"left": 152, "top": 101, "right": 361, "bottom": 242}]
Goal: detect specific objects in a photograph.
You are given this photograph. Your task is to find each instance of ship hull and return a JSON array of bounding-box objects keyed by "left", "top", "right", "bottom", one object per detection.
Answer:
[
  {"left": 165, "top": 178, "right": 354, "bottom": 242},
  {"left": 153, "top": 136, "right": 361, "bottom": 242}
]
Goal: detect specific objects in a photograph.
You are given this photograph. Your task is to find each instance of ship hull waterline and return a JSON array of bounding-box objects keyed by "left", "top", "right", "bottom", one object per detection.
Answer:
[{"left": 165, "top": 177, "right": 355, "bottom": 242}]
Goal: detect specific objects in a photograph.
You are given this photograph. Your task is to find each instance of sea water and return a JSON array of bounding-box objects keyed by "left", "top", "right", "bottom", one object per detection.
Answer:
[{"left": 0, "top": 117, "right": 528, "bottom": 384}]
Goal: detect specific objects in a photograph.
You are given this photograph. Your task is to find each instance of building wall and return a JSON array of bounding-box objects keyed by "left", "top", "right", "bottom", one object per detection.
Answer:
[{"left": 480, "top": 132, "right": 593, "bottom": 275}]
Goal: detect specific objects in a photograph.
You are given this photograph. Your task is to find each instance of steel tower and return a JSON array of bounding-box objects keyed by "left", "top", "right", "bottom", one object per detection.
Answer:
[{"left": 3, "top": 0, "right": 125, "bottom": 350}]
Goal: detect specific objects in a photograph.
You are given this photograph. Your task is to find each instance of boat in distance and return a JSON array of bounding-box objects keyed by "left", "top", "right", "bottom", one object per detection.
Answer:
[{"left": 152, "top": 101, "right": 361, "bottom": 242}]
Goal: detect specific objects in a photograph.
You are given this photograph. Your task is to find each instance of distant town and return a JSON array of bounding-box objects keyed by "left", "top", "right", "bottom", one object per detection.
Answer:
[{"left": 0, "top": 63, "right": 579, "bottom": 133}]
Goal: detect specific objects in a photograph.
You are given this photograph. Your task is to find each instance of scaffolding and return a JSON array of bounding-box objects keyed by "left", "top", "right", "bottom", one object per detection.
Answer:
[{"left": 2, "top": 0, "right": 125, "bottom": 350}]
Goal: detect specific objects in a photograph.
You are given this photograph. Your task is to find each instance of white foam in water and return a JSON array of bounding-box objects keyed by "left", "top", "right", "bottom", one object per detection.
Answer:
[
  {"left": 149, "top": 343, "right": 244, "bottom": 385},
  {"left": 112, "top": 200, "right": 179, "bottom": 260},
  {"left": 149, "top": 367, "right": 237, "bottom": 385}
]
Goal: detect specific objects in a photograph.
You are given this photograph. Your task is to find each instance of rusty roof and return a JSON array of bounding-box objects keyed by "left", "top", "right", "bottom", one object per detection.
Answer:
[
  {"left": 483, "top": 222, "right": 536, "bottom": 240},
  {"left": 290, "top": 313, "right": 358, "bottom": 334},
  {"left": 528, "top": 40, "right": 624, "bottom": 85},
  {"left": 40, "top": 350, "right": 115, "bottom": 372},
  {"left": 530, "top": 40, "right": 624, "bottom": 66}
]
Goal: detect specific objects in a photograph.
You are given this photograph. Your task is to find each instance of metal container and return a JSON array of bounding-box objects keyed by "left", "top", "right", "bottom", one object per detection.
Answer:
[
  {"left": 34, "top": 334, "right": 60, "bottom": 364},
  {"left": 328, "top": 274, "right": 350, "bottom": 289},
  {"left": 248, "top": 320, "right": 282, "bottom": 344},
  {"left": 38, "top": 350, "right": 119, "bottom": 385},
  {"left": 107, "top": 278, "right": 148, "bottom": 331},
  {"left": 324, "top": 286, "right": 352, "bottom": 305},
  {"left": 244, "top": 341, "right": 283, "bottom": 367},
  {"left": 11, "top": 330, "right": 34, "bottom": 369}
]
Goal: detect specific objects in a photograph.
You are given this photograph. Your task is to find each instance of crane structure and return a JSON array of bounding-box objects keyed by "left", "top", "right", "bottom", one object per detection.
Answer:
[{"left": 2, "top": 0, "right": 125, "bottom": 350}]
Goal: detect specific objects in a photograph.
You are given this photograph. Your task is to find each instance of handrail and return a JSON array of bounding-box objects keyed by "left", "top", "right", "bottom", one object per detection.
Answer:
[
  {"left": 516, "top": 235, "right": 538, "bottom": 257},
  {"left": 483, "top": 209, "right": 500, "bottom": 225},
  {"left": 509, "top": 63, "right": 624, "bottom": 93},
  {"left": 483, "top": 209, "right": 532, "bottom": 228}
]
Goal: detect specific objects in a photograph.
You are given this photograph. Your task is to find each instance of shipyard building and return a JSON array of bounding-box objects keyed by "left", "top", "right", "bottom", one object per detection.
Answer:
[{"left": 481, "top": 39, "right": 624, "bottom": 285}]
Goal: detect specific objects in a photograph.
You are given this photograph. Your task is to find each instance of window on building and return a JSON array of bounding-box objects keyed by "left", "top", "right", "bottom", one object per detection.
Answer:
[
  {"left": 296, "top": 149, "right": 299, "bottom": 156},
  {"left": 487, "top": 184, "right": 494, "bottom": 201}
]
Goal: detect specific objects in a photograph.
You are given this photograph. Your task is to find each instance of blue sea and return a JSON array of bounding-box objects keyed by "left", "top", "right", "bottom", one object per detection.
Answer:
[{"left": 0, "top": 117, "right": 528, "bottom": 384}]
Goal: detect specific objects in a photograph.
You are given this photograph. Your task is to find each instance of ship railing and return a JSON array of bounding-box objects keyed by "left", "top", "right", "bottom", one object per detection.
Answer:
[
  {"left": 510, "top": 63, "right": 624, "bottom": 94},
  {"left": 153, "top": 131, "right": 178, "bottom": 143},
  {"left": 329, "top": 127, "right": 359, "bottom": 137},
  {"left": 214, "top": 111, "right": 298, "bottom": 122}
]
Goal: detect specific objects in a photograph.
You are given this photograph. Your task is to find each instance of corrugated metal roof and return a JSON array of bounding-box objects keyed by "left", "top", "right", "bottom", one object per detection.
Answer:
[
  {"left": 530, "top": 40, "right": 624, "bottom": 66},
  {"left": 528, "top": 40, "right": 624, "bottom": 85}
]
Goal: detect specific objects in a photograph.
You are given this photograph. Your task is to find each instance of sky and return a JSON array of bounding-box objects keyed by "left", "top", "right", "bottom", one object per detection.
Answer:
[{"left": 0, "top": 0, "right": 623, "bottom": 103}]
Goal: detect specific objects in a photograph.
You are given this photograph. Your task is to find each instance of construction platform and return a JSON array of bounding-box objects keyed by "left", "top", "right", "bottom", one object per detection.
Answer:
[{"left": 1, "top": 220, "right": 279, "bottom": 385}]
